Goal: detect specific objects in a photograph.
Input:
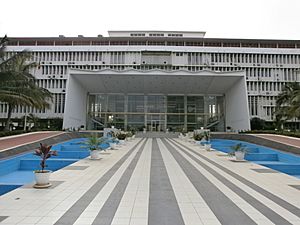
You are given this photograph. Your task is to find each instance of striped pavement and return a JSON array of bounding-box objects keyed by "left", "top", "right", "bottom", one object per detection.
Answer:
[{"left": 0, "top": 138, "right": 299, "bottom": 225}]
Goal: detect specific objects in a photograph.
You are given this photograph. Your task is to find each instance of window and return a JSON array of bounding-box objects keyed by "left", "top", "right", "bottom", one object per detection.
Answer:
[
  {"left": 168, "top": 33, "right": 183, "bottom": 37},
  {"left": 130, "top": 33, "right": 145, "bottom": 37},
  {"left": 149, "top": 33, "right": 164, "bottom": 37}
]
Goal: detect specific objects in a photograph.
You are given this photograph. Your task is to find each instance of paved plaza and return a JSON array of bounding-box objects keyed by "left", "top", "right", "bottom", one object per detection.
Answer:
[{"left": 0, "top": 137, "right": 299, "bottom": 225}]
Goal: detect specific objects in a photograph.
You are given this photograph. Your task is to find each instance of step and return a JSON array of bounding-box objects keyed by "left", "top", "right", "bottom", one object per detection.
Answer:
[
  {"left": 246, "top": 147, "right": 260, "bottom": 153},
  {"left": 20, "top": 158, "right": 77, "bottom": 171},
  {"left": 60, "top": 145, "right": 89, "bottom": 151},
  {"left": 245, "top": 153, "right": 278, "bottom": 161},
  {"left": 0, "top": 171, "right": 34, "bottom": 185},
  {"left": 60, "top": 143, "right": 110, "bottom": 151},
  {"left": 0, "top": 184, "right": 22, "bottom": 196},
  {"left": 0, "top": 159, "right": 21, "bottom": 177},
  {"left": 55, "top": 151, "right": 89, "bottom": 159},
  {"left": 260, "top": 163, "right": 300, "bottom": 175}
]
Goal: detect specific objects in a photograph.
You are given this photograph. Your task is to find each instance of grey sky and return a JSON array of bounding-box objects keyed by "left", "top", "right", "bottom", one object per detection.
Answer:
[{"left": 1, "top": 0, "right": 300, "bottom": 40}]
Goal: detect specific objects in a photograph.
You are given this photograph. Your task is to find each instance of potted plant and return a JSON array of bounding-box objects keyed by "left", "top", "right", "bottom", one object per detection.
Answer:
[
  {"left": 201, "top": 130, "right": 211, "bottom": 150},
  {"left": 126, "top": 131, "right": 133, "bottom": 141},
  {"left": 33, "top": 143, "right": 57, "bottom": 188},
  {"left": 116, "top": 131, "right": 127, "bottom": 145},
  {"left": 193, "top": 133, "right": 203, "bottom": 145},
  {"left": 229, "top": 143, "right": 248, "bottom": 161},
  {"left": 129, "top": 128, "right": 136, "bottom": 139},
  {"left": 84, "top": 135, "right": 105, "bottom": 159},
  {"left": 109, "top": 140, "right": 117, "bottom": 150},
  {"left": 109, "top": 134, "right": 118, "bottom": 149}
]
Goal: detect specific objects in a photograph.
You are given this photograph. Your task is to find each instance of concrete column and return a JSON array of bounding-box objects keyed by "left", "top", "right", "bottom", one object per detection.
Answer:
[
  {"left": 144, "top": 95, "right": 147, "bottom": 129},
  {"left": 184, "top": 95, "right": 187, "bottom": 132},
  {"left": 63, "top": 75, "right": 87, "bottom": 130},
  {"left": 124, "top": 95, "right": 128, "bottom": 131},
  {"left": 225, "top": 76, "right": 250, "bottom": 131}
]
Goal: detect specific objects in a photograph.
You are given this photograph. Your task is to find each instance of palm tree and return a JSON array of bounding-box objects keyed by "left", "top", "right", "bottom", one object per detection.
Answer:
[
  {"left": 289, "top": 87, "right": 300, "bottom": 119},
  {"left": 0, "top": 36, "right": 52, "bottom": 131},
  {"left": 275, "top": 82, "right": 300, "bottom": 128}
]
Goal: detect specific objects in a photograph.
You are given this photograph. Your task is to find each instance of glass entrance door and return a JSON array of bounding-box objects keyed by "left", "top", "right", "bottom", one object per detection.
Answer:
[{"left": 147, "top": 114, "right": 165, "bottom": 132}]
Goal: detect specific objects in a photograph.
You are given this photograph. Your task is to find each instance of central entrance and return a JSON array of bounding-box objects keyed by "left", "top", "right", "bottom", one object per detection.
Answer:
[
  {"left": 147, "top": 114, "right": 165, "bottom": 132},
  {"left": 87, "top": 94, "right": 225, "bottom": 132},
  {"left": 64, "top": 69, "right": 250, "bottom": 131}
]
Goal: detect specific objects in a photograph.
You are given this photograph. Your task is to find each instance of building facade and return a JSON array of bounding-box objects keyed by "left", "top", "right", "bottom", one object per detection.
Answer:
[{"left": 2, "top": 31, "right": 300, "bottom": 131}]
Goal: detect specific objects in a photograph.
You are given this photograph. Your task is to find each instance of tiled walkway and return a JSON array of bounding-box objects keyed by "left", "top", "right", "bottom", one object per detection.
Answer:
[{"left": 0, "top": 138, "right": 300, "bottom": 225}]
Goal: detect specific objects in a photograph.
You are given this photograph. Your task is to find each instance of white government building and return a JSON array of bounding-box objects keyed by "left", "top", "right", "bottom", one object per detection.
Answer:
[{"left": 2, "top": 31, "right": 300, "bottom": 132}]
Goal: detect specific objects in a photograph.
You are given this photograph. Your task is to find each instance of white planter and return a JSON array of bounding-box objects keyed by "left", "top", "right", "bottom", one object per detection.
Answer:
[
  {"left": 34, "top": 170, "right": 51, "bottom": 186},
  {"left": 119, "top": 140, "right": 126, "bottom": 145},
  {"left": 235, "top": 151, "right": 245, "bottom": 161},
  {"left": 143, "top": 128, "right": 146, "bottom": 133},
  {"left": 126, "top": 137, "right": 132, "bottom": 141},
  {"left": 109, "top": 143, "right": 117, "bottom": 150},
  {"left": 90, "top": 150, "right": 100, "bottom": 159},
  {"left": 204, "top": 144, "right": 211, "bottom": 151},
  {"left": 195, "top": 141, "right": 202, "bottom": 145}
]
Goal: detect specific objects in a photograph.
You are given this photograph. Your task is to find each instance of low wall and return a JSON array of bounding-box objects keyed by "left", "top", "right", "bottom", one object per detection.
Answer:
[
  {"left": 0, "top": 132, "right": 94, "bottom": 159},
  {"left": 212, "top": 133, "right": 300, "bottom": 156}
]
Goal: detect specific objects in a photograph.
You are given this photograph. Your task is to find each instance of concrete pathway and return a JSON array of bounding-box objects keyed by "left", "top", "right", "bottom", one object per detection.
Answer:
[
  {"left": 0, "top": 138, "right": 299, "bottom": 225},
  {"left": 0, "top": 132, "right": 62, "bottom": 152}
]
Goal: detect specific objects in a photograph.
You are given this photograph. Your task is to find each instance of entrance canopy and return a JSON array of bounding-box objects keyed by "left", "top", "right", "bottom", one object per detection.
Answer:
[
  {"left": 63, "top": 69, "right": 250, "bottom": 131},
  {"left": 70, "top": 69, "right": 244, "bottom": 95}
]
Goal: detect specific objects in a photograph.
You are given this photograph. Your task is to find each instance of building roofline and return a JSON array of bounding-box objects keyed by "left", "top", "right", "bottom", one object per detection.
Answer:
[
  {"left": 108, "top": 30, "right": 206, "bottom": 33},
  {"left": 6, "top": 36, "right": 300, "bottom": 42}
]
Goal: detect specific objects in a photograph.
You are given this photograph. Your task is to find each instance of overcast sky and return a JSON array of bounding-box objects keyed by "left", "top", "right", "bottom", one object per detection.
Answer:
[{"left": 1, "top": 0, "right": 300, "bottom": 40}]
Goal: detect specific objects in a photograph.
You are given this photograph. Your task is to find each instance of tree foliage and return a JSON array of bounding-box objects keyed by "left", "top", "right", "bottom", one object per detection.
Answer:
[
  {"left": 0, "top": 36, "right": 52, "bottom": 130},
  {"left": 250, "top": 117, "right": 265, "bottom": 130},
  {"left": 275, "top": 82, "right": 300, "bottom": 125}
]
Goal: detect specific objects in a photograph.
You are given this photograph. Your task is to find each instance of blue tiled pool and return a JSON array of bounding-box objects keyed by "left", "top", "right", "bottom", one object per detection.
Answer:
[
  {"left": 211, "top": 139, "right": 300, "bottom": 179},
  {"left": 0, "top": 138, "right": 111, "bottom": 195}
]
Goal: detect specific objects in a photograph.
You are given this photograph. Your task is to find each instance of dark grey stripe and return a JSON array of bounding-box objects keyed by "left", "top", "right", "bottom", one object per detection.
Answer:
[
  {"left": 161, "top": 139, "right": 257, "bottom": 225},
  {"left": 148, "top": 139, "right": 185, "bottom": 225},
  {"left": 0, "top": 216, "right": 8, "bottom": 222},
  {"left": 62, "top": 166, "right": 89, "bottom": 170},
  {"left": 168, "top": 139, "right": 294, "bottom": 225},
  {"left": 289, "top": 185, "right": 300, "bottom": 191},
  {"left": 54, "top": 138, "right": 145, "bottom": 225},
  {"left": 92, "top": 139, "right": 147, "bottom": 225},
  {"left": 251, "top": 168, "right": 279, "bottom": 173},
  {"left": 172, "top": 138, "right": 300, "bottom": 218}
]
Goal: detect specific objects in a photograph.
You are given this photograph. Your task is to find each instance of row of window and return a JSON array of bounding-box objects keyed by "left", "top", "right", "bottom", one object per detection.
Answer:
[
  {"left": 249, "top": 96, "right": 258, "bottom": 116},
  {"left": 17, "top": 51, "right": 300, "bottom": 66},
  {"left": 8, "top": 40, "right": 300, "bottom": 49},
  {"left": 54, "top": 94, "right": 65, "bottom": 113},
  {"left": 249, "top": 96, "right": 278, "bottom": 118},
  {"left": 36, "top": 79, "right": 67, "bottom": 89},
  {"left": 245, "top": 68, "right": 297, "bottom": 81},
  {"left": 37, "top": 64, "right": 299, "bottom": 82},
  {"left": 247, "top": 81, "right": 288, "bottom": 92},
  {"left": 0, "top": 94, "right": 65, "bottom": 114},
  {"left": 210, "top": 53, "right": 300, "bottom": 64},
  {"left": 264, "top": 106, "right": 275, "bottom": 118},
  {"left": 0, "top": 104, "right": 46, "bottom": 114}
]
